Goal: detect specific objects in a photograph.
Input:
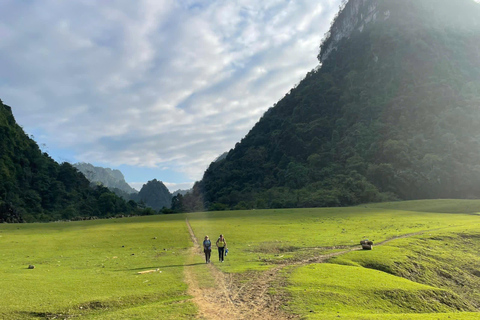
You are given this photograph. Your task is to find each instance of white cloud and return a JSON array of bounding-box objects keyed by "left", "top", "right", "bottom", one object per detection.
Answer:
[{"left": 0, "top": 0, "right": 341, "bottom": 184}]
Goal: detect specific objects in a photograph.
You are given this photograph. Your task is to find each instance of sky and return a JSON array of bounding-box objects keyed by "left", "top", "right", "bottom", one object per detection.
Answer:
[{"left": 0, "top": 0, "right": 342, "bottom": 192}]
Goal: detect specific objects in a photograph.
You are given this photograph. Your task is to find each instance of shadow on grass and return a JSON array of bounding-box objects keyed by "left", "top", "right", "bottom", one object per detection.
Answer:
[
  {"left": 18, "top": 311, "right": 72, "bottom": 319},
  {"left": 117, "top": 262, "right": 206, "bottom": 272}
]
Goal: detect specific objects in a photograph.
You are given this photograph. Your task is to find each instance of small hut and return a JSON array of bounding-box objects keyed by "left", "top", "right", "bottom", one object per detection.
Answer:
[{"left": 360, "top": 239, "right": 373, "bottom": 250}]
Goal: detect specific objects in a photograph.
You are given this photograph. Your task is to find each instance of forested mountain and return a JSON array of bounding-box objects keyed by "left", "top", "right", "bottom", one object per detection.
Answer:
[
  {"left": 73, "top": 163, "right": 172, "bottom": 209},
  {"left": 131, "top": 179, "right": 172, "bottom": 210},
  {"left": 73, "top": 163, "right": 138, "bottom": 195},
  {"left": 73, "top": 164, "right": 173, "bottom": 210},
  {"left": 181, "top": 0, "right": 480, "bottom": 211},
  {"left": 0, "top": 100, "right": 151, "bottom": 222}
]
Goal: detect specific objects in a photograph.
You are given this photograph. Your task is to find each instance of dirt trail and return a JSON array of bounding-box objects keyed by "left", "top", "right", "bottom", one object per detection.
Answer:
[
  {"left": 184, "top": 219, "right": 295, "bottom": 320},
  {"left": 184, "top": 219, "right": 436, "bottom": 320},
  {"left": 299, "top": 229, "right": 441, "bottom": 265}
]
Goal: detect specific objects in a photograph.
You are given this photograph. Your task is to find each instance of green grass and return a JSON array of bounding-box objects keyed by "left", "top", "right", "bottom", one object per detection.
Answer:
[
  {"left": 286, "top": 263, "right": 467, "bottom": 317},
  {"left": 1, "top": 200, "right": 480, "bottom": 319},
  {"left": 328, "top": 227, "right": 480, "bottom": 309},
  {"left": 366, "top": 199, "right": 480, "bottom": 213},
  {"left": 282, "top": 201, "right": 480, "bottom": 319},
  {"left": 186, "top": 201, "right": 480, "bottom": 319},
  {"left": 186, "top": 206, "right": 480, "bottom": 272},
  {"left": 300, "top": 312, "right": 480, "bottom": 320},
  {"left": 0, "top": 214, "right": 196, "bottom": 319}
]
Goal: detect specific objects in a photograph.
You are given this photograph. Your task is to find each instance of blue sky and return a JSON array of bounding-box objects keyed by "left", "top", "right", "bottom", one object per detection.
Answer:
[{"left": 0, "top": 0, "right": 342, "bottom": 192}]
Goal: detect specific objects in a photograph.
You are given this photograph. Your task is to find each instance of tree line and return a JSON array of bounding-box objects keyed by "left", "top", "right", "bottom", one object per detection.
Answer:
[{"left": 0, "top": 101, "right": 157, "bottom": 222}]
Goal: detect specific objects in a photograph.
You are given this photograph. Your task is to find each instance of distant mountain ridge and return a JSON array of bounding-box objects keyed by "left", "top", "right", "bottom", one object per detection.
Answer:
[
  {"left": 74, "top": 163, "right": 172, "bottom": 210},
  {"left": 172, "top": 189, "right": 190, "bottom": 197},
  {"left": 74, "top": 163, "right": 138, "bottom": 194}
]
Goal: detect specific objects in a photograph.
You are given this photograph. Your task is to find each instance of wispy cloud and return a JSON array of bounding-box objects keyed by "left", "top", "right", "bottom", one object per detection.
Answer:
[{"left": 0, "top": 0, "right": 341, "bottom": 188}]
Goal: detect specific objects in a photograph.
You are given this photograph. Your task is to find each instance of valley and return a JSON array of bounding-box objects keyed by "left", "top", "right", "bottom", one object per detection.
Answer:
[{"left": 1, "top": 200, "right": 480, "bottom": 319}]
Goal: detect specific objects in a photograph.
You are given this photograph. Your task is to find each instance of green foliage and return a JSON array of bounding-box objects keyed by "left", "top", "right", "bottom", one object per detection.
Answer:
[
  {"left": 208, "top": 202, "right": 229, "bottom": 211},
  {"left": 171, "top": 194, "right": 185, "bottom": 212},
  {"left": 0, "top": 102, "right": 155, "bottom": 222},
  {"left": 174, "top": 183, "right": 205, "bottom": 213},
  {"left": 130, "top": 179, "right": 172, "bottom": 210},
  {"left": 0, "top": 201, "right": 24, "bottom": 223},
  {"left": 184, "top": 0, "right": 480, "bottom": 211}
]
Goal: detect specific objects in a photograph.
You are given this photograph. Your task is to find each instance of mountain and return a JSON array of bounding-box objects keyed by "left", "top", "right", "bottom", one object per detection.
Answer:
[
  {"left": 185, "top": 0, "right": 480, "bottom": 211},
  {"left": 131, "top": 179, "right": 172, "bottom": 210},
  {"left": 73, "top": 163, "right": 173, "bottom": 210},
  {"left": 214, "top": 152, "right": 228, "bottom": 163},
  {"left": 73, "top": 162, "right": 138, "bottom": 195},
  {"left": 172, "top": 189, "right": 190, "bottom": 197},
  {"left": 0, "top": 100, "right": 148, "bottom": 222}
]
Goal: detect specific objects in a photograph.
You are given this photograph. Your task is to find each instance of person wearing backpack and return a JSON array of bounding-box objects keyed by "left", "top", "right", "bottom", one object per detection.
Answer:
[
  {"left": 216, "top": 234, "right": 227, "bottom": 262},
  {"left": 203, "top": 235, "right": 212, "bottom": 263}
]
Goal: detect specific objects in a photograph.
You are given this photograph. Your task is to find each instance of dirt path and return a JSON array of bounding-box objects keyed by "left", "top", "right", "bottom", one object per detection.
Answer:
[
  {"left": 299, "top": 229, "right": 441, "bottom": 265},
  {"left": 184, "top": 219, "right": 295, "bottom": 320},
  {"left": 184, "top": 219, "right": 437, "bottom": 320}
]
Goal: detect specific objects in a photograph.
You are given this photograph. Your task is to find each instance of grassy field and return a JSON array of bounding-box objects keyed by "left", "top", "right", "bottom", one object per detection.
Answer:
[
  {"left": 0, "top": 215, "right": 197, "bottom": 319},
  {"left": 1, "top": 200, "right": 480, "bottom": 319},
  {"left": 186, "top": 205, "right": 480, "bottom": 272}
]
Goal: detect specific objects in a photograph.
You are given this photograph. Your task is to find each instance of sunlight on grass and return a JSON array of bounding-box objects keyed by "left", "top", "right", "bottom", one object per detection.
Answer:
[
  {"left": 287, "top": 263, "right": 468, "bottom": 318},
  {"left": 1, "top": 200, "right": 480, "bottom": 319},
  {"left": 366, "top": 199, "right": 480, "bottom": 213},
  {"left": 0, "top": 214, "right": 194, "bottom": 319},
  {"left": 187, "top": 205, "right": 480, "bottom": 273}
]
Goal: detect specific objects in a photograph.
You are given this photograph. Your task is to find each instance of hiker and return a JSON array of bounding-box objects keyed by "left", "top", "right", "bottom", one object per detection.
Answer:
[
  {"left": 203, "top": 235, "right": 212, "bottom": 263},
  {"left": 216, "top": 234, "right": 227, "bottom": 262}
]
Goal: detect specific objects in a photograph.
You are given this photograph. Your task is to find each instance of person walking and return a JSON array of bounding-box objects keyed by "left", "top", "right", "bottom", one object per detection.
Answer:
[
  {"left": 216, "top": 234, "right": 227, "bottom": 262},
  {"left": 203, "top": 235, "right": 212, "bottom": 263}
]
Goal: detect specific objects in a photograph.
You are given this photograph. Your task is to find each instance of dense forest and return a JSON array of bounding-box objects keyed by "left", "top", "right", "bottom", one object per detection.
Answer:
[
  {"left": 0, "top": 101, "right": 154, "bottom": 222},
  {"left": 178, "top": 0, "right": 480, "bottom": 211},
  {"left": 130, "top": 179, "right": 172, "bottom": 210}
]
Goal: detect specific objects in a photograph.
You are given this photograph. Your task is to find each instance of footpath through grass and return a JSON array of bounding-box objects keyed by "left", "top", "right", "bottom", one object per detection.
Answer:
[
  {"left": 187, "top": 200, "right": 480, "bottom": 319},
  {"left": 282, "top": 201, "right": 480, "bottom": 319},
  {"left": 1, "top": 200, "right": 480, "bottom": 319},
  {"left": 186, "top": 204, "right": 480, "bottom": 272}
]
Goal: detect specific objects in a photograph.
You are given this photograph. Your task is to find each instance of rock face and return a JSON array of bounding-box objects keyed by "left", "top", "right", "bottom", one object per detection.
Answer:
[
  {"left": 319, "top": 0, "right": 384, "bottom": 63},
  {"left": 74, "top": 163, "right": 138, "bottom": 195},
  {"left": 74, "top": 163, "right": 173, "bottom": 210}
]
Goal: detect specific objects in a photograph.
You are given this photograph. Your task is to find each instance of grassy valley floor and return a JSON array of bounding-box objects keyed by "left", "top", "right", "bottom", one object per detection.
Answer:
[{"left": 1, "top": 200, "right": 480, "bottom": 319}]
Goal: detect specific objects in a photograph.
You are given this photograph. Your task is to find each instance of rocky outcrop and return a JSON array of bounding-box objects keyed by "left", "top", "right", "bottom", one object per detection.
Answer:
[
  {"left": 74, "top": 163, "right": 138, "bottom": 195},
  {"left": 319, "top": 0, "right": 387, "bottom": 63}
]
